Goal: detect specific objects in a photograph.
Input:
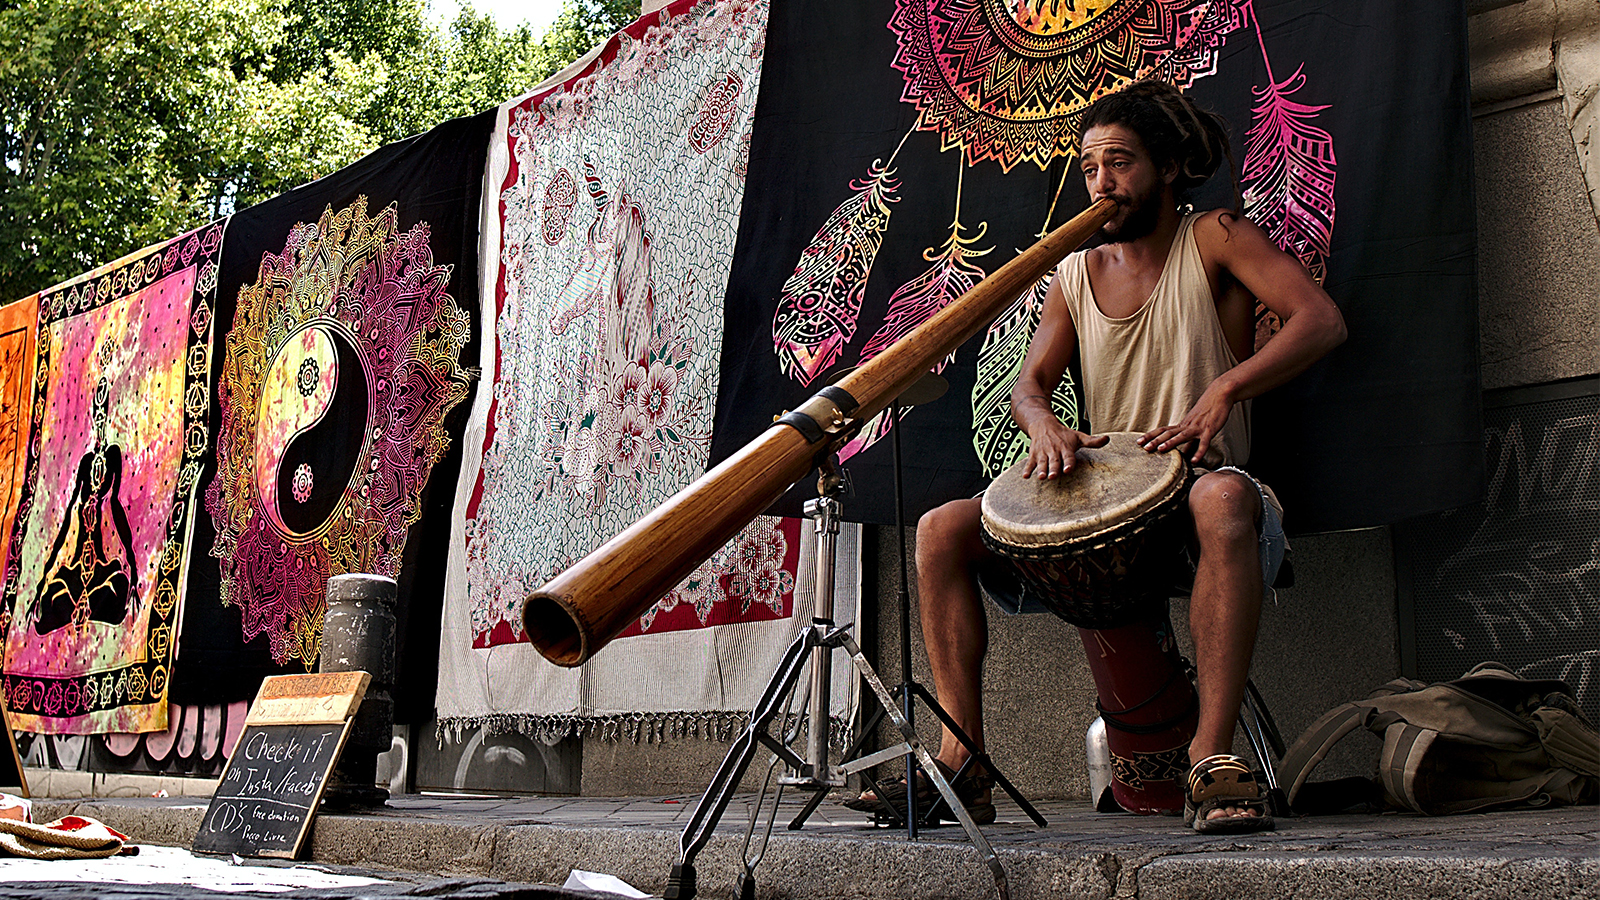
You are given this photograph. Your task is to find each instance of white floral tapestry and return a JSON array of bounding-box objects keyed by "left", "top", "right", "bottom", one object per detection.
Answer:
[{"left": 438, "top": 0, "right": 860, "bottom": 742}]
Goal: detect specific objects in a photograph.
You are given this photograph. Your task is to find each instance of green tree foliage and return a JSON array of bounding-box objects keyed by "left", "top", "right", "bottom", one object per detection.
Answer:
[
  {"left": 0, "top": 0, "right": 640, "bottom": 303},
  {"left": 527, "top": 0, "right": 639, "bottom": 84}
]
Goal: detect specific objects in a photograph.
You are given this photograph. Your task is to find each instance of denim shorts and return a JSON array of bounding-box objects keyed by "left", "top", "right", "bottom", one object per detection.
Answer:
[{"left": 976, "top": 465, "right": 1287, "bottom": 616}]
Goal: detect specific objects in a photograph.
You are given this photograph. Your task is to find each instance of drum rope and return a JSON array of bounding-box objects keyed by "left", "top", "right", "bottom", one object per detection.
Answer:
[{"left": 1096, "top": 664, "right": 1198, "bottom": 736}]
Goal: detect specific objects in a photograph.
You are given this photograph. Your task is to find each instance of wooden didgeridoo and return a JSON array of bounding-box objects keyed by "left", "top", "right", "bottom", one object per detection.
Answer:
[{"left": 523, "top": 197, "right": 1117, "bottom": 666}]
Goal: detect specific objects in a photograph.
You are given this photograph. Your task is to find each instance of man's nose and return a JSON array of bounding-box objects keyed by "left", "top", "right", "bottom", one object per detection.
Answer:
[{"left": 1089, "top": 169, "right": 1114, "bottom": 198}]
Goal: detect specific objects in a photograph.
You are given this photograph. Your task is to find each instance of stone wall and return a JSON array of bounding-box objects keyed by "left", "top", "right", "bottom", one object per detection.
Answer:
[{"left": 867, "top": 517, "right": 1400, "bottom": 801}]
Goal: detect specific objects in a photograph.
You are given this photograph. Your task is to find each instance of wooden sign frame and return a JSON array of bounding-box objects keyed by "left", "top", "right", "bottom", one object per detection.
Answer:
[
  {"left": 193, "top": 672, "right": 369, "bottom": 859},
  {"left": 0, "top": 697, "right": 26, "bottom": 797}
]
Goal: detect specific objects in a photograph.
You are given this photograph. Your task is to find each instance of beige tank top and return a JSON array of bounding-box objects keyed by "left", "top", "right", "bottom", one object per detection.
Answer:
[{"left": 1056, "top": 212, "right": 1249, "bottom": 469}]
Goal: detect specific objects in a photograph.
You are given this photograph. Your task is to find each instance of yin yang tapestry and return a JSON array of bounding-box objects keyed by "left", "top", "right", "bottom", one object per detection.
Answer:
[
  {"left": 710, "top": 0, "right": 1480, "bottom": 533},
  {"left": 1, "top": 224, "right": 225, "bottom": 733},
  {"left": 438, "top": 0, "right": 860, "bottom": 743},
  {"left": 175, "top": 111, "right": 494, "bottom": 718}
]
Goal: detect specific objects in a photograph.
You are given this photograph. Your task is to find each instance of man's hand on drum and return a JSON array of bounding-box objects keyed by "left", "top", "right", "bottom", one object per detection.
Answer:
[
  {"left": 1021, "top": 420, "right": 1109, "bottom": 480},
  {"left": 1137, "top": 379, "right": 1234, "bottom": 464}
]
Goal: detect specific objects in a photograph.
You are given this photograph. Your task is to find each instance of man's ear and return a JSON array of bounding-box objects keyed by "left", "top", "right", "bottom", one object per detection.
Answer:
[{"left": 1161, "top": 159, "right": 1180, "bottom": 185}]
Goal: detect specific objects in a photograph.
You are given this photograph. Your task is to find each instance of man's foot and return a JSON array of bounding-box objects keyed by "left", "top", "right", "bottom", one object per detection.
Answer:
[
  {"left": 1184, "top": 754, "right": 1275, "bottom": 834},
  {"left": 842, "top": 759, "right": 996, "bottom": 825}
]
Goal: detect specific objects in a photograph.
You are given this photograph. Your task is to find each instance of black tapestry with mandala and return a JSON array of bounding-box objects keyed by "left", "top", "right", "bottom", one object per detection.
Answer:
[
  {"left": 710, "top": 0, "right": 1480, "bottom": 532},
  {"left": 175, "top": 110, "right": 494, "bottom": 716}
]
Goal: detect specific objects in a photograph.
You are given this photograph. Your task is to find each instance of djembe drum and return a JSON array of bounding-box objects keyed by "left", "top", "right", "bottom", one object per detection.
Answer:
[{"left": 980, "top": 433, "right": 1197, "bottom": 814}]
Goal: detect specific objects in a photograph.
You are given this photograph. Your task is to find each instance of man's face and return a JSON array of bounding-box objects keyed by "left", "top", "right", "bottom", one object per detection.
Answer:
[{"left": 1081, "top": 123, "right": 1170, "bottom": 243}]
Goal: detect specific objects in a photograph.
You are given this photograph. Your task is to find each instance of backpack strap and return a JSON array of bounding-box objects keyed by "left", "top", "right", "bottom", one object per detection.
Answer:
[
  {"left": 1379, "top": 722, "right": 1437, "bottom": 814},
  {"left": 1368, "top": 678, "right": 1426, "bottom": 698},
  {"left": 1279, "top": 701, "right": 1372, "bottom": 809},
  {"left": 1531, "top": 706, "right": 1600, "bottom": 777}
]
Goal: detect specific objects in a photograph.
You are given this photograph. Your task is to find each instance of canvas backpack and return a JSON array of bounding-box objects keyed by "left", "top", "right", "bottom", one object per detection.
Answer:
[{"left": 1279, "top": 662, "right": 1599, "bottom": 815}]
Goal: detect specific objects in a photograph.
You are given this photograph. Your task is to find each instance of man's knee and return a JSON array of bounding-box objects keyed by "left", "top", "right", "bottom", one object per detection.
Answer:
[
  {"left": 1189, "top": 472, "right": 1260, "bottom": 546},
  {"left": 916, "top": 499, "right": 986, "bottom": 570}
]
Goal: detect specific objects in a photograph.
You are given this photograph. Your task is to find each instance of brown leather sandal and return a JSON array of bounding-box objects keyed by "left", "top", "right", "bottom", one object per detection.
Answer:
[
  {"left": 843, "top": 760, "right": 996, "bottom": 825},
  {"left": 1184, "top": 754, "right": 1275, "bottom": 835}
]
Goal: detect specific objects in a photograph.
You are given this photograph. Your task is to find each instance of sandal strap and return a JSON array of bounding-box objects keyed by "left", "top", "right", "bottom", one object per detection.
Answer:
[{"left": 1187, "top": 753, "right": 1262, "bottom": 800}]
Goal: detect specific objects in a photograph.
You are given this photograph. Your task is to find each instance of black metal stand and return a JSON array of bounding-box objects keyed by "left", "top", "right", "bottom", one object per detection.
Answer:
[
  {"left": 815, "top": 403, "right": 1046, "bottom": 833},
  {"left": 663, "top": 455, "right": 1011, "bottom": 900}
]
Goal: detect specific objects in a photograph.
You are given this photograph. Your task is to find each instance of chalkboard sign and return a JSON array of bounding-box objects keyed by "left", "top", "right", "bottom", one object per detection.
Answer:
[{"left": 193, "top": 672, "right": 368, "bottom": 858}]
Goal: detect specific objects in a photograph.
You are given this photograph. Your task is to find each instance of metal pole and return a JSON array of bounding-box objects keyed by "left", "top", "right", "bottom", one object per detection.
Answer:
[
  {"left": 802, "top": 491, "right": 840, "bottom": 783},
  {"left": 891, "top": 402, "right": 919, "bottom": 837}
]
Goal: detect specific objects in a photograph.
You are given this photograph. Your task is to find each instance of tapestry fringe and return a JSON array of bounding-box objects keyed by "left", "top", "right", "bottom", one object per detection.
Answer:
[{"left": 436, "top": 712, "right": 855, "bottom": 751}]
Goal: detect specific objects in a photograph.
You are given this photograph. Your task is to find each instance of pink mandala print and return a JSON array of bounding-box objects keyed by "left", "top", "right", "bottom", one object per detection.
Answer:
[
  {"left": 690, "top": 74, "right": 744, "bottom": 153},
  {"left": 889, "top": 0, "right": 1245, "bottom": 171},
  {"left": 206, "top": 197, "right": 472, "bottom": 666},
  {"left": 543, "top": 168, "right": 578, "bottom": 245}
]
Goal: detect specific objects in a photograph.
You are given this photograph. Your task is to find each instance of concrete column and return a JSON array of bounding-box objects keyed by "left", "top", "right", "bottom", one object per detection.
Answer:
[
  {"left": 1469, "top": 0, "right": 1600, "bottom": 225},
  {"left": 319, "top": 573, "right": 398, "bottom": 808}
]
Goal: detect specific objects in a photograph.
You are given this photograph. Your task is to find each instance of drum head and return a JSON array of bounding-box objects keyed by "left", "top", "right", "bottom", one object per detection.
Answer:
[{"left": 981, "top": 432, "right": 1187, "bottom": 549}]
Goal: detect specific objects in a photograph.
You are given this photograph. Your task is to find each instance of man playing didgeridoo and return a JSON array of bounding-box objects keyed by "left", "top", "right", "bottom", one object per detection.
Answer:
[{"left": 848, "top": 80, "right": 1346, "bottom": 833}]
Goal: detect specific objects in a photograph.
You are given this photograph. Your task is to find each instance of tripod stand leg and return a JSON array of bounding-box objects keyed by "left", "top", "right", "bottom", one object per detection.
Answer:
[
  {"left": 1238, "top": 679, "right": 1288, "bottom": 817},
  {"left": 786, "top": 785, "right": 829, "bottom": 831},
  {"left": 839, "top": 633, "right": 1011, "bottom": 900},
  {"left": 790, "top": 704, "right": 909, "bottom": 829},
  {"left": 789, "top": 702, "right": 906, "bottom": 830},
  {"left": 665, "top": 627, "right": 817, "bottom": 900},
  {"left": 906, "top": 684, "right": 1048, "bottom": 827}
]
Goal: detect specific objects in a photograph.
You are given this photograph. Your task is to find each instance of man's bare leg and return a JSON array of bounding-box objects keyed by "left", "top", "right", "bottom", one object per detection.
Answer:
[
  {"left": 856, "top": 498, "right": 991, "bottom": 804},
  {"left": 915, "top": 498, "right": 991, "bottom": 769},
  {"left": 1185, "top": 471, "right": 1265, "bottom": 821}
]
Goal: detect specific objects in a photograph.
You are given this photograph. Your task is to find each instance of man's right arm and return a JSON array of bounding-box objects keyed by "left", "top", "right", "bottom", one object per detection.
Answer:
[{"left": 1010, "top": 271, "right": 1107, "bottom": 479}]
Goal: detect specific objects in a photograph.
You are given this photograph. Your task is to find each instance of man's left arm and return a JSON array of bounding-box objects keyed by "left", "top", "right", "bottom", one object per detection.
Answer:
[{"left": 1140, "top": 211, "right": 1348, "bottom": 463}]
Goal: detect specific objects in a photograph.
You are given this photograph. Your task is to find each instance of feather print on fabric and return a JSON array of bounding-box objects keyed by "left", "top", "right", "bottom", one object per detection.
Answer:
[
  {"left": 839, "top": 181, "right": 991, "bottom": 461},
  {"left": 1240, "top": 3, "right": 1337, "bottom": 349},
  {"left": 970, "top": 272, "right": 1080, "bottom": 476},
  {"left": 771, "top": 157, "right": 901, "bottom": 385}
]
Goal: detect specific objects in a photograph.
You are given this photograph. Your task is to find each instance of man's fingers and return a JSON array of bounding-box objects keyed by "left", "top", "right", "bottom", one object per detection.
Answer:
[
  {"left": 1140, "top": 428, "right": 1171, "bottom": 449},
  {"left": 1056, "top": 448, "right": 1075, "bottom": 476},
  {"left": 1141, "top": 426, "right": 1179, "bottom": 452},
  {"left": 1083, "top": 433, "right": 1110, "bottom": 448},
  {"left": 1023, "top": 445, "right": 1060, "bottom": 479},
  {"left": 1189, "top": 433, "right": 1211, "bottom": 464},
  {"left": 1044, "top": 445, "right": 1066, "bottom": 478}
]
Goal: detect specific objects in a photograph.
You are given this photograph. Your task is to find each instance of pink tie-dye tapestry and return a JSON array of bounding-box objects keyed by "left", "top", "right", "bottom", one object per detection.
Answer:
[{"left": 0, "top": 223, "right": 225, "bottom": 734}]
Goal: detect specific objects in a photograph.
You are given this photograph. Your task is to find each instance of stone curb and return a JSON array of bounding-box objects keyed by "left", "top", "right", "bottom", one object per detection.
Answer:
[{"left": 33, "top": 800, "right": 1599, "bottom": 900}]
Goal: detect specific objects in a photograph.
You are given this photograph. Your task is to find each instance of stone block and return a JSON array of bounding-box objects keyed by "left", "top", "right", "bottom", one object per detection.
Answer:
[{"left": 1473, "top": 99, "right": 1600, "bottom": 390}]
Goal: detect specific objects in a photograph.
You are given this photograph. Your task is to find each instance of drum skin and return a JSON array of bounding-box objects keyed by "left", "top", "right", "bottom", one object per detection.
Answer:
[
  {"left": 1080, "top": 616, "right": 1197, "bottom": 815},
  {"left": 980, "top": 432, "right": 1190, "bottom": 628}
]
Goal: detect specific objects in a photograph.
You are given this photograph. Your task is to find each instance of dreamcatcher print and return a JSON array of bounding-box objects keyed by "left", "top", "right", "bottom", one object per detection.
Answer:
[{"left": 769, "top": 0, "right": 1336, "bottom": 475}]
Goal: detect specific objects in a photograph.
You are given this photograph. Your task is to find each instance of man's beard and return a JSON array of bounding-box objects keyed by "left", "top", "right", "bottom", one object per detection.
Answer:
[{"left": 1101, "top": 184, "right": 1164, "bottom": 243}]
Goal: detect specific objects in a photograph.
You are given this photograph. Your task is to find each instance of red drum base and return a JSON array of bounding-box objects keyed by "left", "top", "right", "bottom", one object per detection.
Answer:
[{"left": 1079, "top": 616, "right": 1197, "bottom": 815}]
